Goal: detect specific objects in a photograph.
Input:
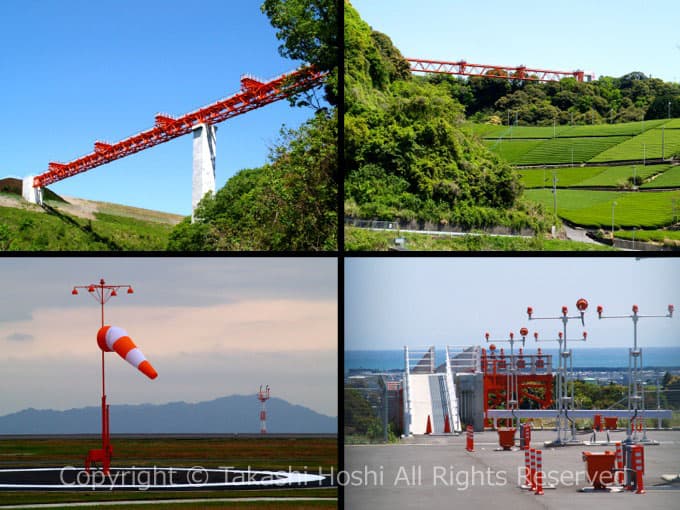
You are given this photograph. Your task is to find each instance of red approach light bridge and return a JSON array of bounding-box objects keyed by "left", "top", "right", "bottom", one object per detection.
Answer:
[
  {"left": 408, "top": 58, "right": 594, "bottom": 83},
  {"left": 22, "top": 66, "right": 325, "bottom": 218}
]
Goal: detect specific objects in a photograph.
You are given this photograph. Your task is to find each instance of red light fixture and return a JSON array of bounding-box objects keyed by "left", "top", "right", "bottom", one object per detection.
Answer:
[
  {"left": 558, "top": 332, "right": 563, "bottom": 339},
  {"left": 534, "top": 332, "right": 539, "bottom": 340},
  {"left": 520, "top": 327, "right": 529, "bottom": 337},
  {"left": 583, "top": 331, "right": 588, "bottom": 339},
  {"left": 111, "top": 289, "right": 117, "bottom": 297},
  {"left": 576, "top": 298, "right": 588, "bottom": 311},
  {"left": 88, "top": 285, "right": 95, "bottom": 293},
  {"left": 561, "top": 306, "right": 568, "bottom": 315},
  {"left": 71, "top": 288, "right": 78, "bottom": 295},
  {"left": 527, "top": 306, "right": 533, "bottom": 317},
  {"left": 509, "top": 332, "right": 514, "bottom": 340},
  {"left": 669, "top": 304, "right": 675, "bottom": 316},
  {"left": 632, "top": 304, "right": 639, "bottom": 313},
  {"left": 127, "top": 287, "right": 134, "bottom": 294},
  {"left": 485, "top": 332, "right": 490, "bottom": 341}
]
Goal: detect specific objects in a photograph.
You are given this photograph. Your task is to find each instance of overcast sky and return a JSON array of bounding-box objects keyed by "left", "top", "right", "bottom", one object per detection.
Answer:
[
  {"left": 0, "top": 258, "right": 337, "bottom": 417},
  {"left": 346, "top": 257, "right": 679, "bottom": 350}
]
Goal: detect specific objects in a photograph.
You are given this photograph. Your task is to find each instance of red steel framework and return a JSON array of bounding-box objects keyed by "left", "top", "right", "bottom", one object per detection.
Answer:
[
  {"left": 408, "top": 58, "right": 593, "bottom": 83},
  {"left": 481, "top": 346, "right": 553, "bottom": 428},
  {"left": 33, "top": 66, "right": 325, "bottom": 189}
]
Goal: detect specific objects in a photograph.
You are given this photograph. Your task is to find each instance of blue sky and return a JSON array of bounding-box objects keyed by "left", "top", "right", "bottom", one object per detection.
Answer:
[
  {"left": 345, "top": 257, "right": 680, "bottom": 350},
  {"left": 0, "top": 0, "right": 318, "bottom": 215},
  {"left": 351, "top": 0, "right": 680, "bottom": 83}
]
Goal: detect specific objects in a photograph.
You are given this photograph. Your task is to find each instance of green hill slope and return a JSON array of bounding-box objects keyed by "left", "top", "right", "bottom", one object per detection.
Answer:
[{"left": 0, "top": 190, "right": 181, "bottom": 251}]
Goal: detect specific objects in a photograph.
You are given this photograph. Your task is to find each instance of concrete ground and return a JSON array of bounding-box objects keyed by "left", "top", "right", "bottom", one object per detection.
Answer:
[{"left": 345, "top": 429, "right": 680, "bottom": 509}]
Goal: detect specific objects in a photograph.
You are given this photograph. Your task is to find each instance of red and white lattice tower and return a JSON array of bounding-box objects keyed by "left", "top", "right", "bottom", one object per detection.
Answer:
[{"left": 258, "top": 385, "right": 271, "bottom": 434}]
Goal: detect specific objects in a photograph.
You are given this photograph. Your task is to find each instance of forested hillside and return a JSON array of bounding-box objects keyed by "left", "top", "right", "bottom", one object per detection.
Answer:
[{"left": 343, "top": 2, "right": 548, "bottom": 232}]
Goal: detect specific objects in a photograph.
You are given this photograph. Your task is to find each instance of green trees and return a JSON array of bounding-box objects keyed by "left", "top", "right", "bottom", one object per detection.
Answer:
[
  {"left": 262, "top": 0, "right": 339, "bottom": 106},
  {"left": 344, "top": 3, "right": 527, "bottom": 229},
  {"left": 426, "top": 70, "right": 680, "bottom": 126},
  {"left": 168, "top": 0, "right": 338, "bottom": 250},
  {"left": 169, "top": 112, "right": 337, "bottom": 251}
]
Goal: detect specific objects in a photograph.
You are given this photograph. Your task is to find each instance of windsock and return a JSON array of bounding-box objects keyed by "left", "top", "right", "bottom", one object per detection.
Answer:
[{"left": 97, "top": 326, "right": 157, "bottom": 379}]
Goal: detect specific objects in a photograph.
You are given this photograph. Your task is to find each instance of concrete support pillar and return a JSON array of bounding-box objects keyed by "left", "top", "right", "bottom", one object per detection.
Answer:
[
  {"left": 22, "top": 176, "right": 43, "bottom": 205},
  {"left": 191, "top": 123, "right": 217, "bottom": 222}
]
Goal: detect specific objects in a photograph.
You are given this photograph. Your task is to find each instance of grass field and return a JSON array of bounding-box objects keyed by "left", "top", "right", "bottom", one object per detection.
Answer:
[
  {"left": 524, "top": 189, "right": 680, "bottom": 228},
  {"left": 640, "top": 164, "right": 680, "bottom": 188},
  {"left": 615, "top": 229, "right": 680, "bottom": 245},
  {"left": 0, "top": 436, "right": 337, "bottom": 508},
  {"left": 344, "top": 226, "right": 613, "bottom": 251},
  {"left": 0, "top": 196, "right": 179, "bottom": 251}
]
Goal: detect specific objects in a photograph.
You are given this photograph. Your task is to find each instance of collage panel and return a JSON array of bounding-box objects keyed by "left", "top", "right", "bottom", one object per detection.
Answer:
[
  {"left": 344, "top": 0, "right": 680, "bottom": 252},
  {"left": 0, "top": 258, "right": 338, "bottom": 506},
  {"left": 344, "top": 257, "right": 680, "bottom": 508},
  {"left": 1, "top": 0, "right": 338, "bottom": 252}
]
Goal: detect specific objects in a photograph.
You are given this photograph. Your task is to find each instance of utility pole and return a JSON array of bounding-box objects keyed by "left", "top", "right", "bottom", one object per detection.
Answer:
[
  {"left": 552, "top": 171, "right": 558, "bottom": 223},
  {"left": 661, "top": 127, "right": 665, "bottom": 160}
]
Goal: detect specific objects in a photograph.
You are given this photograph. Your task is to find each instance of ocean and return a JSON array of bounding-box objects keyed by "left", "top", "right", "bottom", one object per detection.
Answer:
[{"left": 345, "top": 347, "right": 680, "bottom": 374}]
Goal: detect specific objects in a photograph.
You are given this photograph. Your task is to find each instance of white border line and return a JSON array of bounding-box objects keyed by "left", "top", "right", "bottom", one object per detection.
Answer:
[{"left": 0, "top": 467, "right": 326, "bottom": 490}]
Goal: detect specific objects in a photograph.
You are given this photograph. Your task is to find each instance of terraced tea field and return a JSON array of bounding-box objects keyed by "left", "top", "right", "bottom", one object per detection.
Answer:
[
  {"left": 475, "top": 119, "right": 680, "bottom": 245},
  {"left": 640, "top": 165, "right": 680, "bottom": 188},
  {"left": 477, "top": 119, "right": 680, "bottom": 165},
  {"left": 590, "top": 127, "right": 680, "bottom": 161},
  {"left": 524, "top": 189, "right": 680, "bottom": 228},
  {"left": 519, "top": 164, "right": 670, "bottom": 189}
]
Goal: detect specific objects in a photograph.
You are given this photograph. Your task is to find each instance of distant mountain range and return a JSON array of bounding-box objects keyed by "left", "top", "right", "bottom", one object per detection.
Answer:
[{"left": 0, "top": 395, "right": 336, "bottom": 434}]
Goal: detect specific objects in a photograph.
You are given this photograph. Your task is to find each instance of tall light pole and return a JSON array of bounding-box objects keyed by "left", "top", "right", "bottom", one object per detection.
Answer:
[
  {"left": 611, "top": 201, "right": 618, "bottom": 240},
  {"left": 72, "top": 278, "right": 134, "bottom": 475}
]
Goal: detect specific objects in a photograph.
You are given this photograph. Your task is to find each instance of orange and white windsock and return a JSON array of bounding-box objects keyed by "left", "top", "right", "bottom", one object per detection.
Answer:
[{"left": 97, "top": 326, "right": 158, "bottom": 380}]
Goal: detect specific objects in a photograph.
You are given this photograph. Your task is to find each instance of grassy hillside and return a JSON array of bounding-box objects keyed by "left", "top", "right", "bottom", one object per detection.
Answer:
[
  {"left": 345, "top": 226, "right": 613, "bottom": 251},
  {"left": 0, "top": 192, "right": 181, "bottom": 251}
]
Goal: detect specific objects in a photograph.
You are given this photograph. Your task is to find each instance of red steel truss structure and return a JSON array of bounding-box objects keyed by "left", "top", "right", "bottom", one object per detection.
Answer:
[
  {"left": 408, "top": 58, "right": 593, "bottom": 83},
  {"left": 33, "top": 66, "right": 325, "bottom": 189}
]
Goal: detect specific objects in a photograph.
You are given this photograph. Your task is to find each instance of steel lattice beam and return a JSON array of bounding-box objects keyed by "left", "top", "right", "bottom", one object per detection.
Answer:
[
  {"left": 408, "top": 58, "right": 593, "bottom": 83},
  {"left": 33, "top": 66, "right": 325, "bottom": 189}
]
